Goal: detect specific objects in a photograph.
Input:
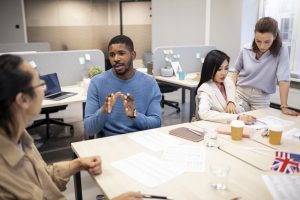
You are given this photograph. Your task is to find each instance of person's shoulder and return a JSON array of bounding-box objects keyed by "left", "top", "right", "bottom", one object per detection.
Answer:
[
  {"left": 242, "top": 43, "right": 252, "bottom": 51},
  {"left": 279, "top": 44, "right": 289, "bottom": 54},
  {"left": 198, "top": 81, "right": 212, "bottom": 92},
  {"left": 135, "top": 70, "right": 156, "bottom": 83},
  {"left": 91, "top": 70, "right": 111, "bottom": 81}
]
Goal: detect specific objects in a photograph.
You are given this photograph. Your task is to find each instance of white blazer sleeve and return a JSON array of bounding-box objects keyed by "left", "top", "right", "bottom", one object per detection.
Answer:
[{"left": 197, "top": 84, "right": 238, "bottom": 124}]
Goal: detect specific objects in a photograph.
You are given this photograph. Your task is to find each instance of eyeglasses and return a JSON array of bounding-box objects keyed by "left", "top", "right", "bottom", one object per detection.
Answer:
[
  {"left": 32, "top": 80, "right": 47, "bottom": 91},
  {"left": 22, "top": 80, "right": 47, "bottom": 92}
]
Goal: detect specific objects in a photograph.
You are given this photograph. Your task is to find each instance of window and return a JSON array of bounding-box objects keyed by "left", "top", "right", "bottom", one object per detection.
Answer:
[{"left": 261, "top": 0, "right": 300, "bottom": 72}]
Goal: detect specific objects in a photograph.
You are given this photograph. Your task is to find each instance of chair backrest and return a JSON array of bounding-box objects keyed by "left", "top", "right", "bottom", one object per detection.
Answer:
[
  {"left": 159, "top": 83, "right": 178, "bottom": 93},
  {"left": 192, "top": 92, "right": 201, "bottom": 122}
]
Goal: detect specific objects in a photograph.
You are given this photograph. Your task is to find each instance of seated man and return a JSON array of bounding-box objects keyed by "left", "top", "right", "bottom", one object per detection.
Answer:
[{"left": 84, "top": 35, "right": 161, "bottom": 137}]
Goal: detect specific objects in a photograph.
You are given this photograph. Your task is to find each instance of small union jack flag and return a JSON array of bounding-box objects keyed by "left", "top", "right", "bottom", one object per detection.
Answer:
[{"left": 271, "top": 151, "right": 300, "bottom": 174}]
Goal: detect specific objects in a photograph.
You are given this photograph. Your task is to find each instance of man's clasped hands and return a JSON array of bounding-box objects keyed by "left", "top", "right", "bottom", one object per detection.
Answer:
[{"left": 103, "top": 92, "right": 136, "bottom": 117}]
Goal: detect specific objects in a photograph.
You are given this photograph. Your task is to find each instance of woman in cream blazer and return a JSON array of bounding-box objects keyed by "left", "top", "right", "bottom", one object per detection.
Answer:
[{"left": 195, "top": 50, "right": 255, "bottom": 124}]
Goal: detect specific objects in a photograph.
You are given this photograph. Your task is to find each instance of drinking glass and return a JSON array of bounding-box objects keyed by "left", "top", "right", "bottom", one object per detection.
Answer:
[
  {"left": 205, "top": 130, "right": 218, "bottom": 147},
  {"left": 209, "top": 164, "right": 230, "bottom": 190}
]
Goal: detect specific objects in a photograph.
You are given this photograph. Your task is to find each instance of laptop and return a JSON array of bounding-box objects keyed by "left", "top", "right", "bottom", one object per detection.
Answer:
[{"left": 40, "top": 73, "right": 77, "bottom": 101}]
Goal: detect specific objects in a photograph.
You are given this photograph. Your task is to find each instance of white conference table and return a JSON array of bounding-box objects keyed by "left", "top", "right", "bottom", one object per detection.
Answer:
[
  {"left": 191, "top": 108, "right": 300, "bottom": 171},
  {"left": 71, "top": 108, "right": 300, "bottom": 200}
]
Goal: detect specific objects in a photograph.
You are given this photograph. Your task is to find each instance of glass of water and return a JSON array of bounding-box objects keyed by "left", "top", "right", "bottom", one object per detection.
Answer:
[
  {"left": 205, "top": 130, "right": 218, "bottom": 147},
  {"left": 209, "top": 164, "right": 230, "bottom": 190}
]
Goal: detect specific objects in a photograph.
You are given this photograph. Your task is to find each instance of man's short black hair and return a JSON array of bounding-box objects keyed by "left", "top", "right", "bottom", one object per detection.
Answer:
[{"left": 108, "top": 35, "right": 134, "bottom": 52}]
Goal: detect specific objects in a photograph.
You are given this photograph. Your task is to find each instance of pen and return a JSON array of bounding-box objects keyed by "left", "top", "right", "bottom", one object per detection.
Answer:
[
  {"left": 256, "top": 119, "right": 267, "bottom": 125},
  {"left": 187, "top": 128, "right": 203, "bottom": 136},
  {"left": 142, "top": 194, "right": 174, "bottom": 200}
]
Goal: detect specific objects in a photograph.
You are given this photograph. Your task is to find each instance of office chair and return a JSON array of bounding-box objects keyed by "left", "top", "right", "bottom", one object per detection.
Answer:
[
  {"left": 159, "top": 83, "right": 180, "bottom": 113},
  {"left": 27, "top": 105, "right": 74, "bottom": 139}
]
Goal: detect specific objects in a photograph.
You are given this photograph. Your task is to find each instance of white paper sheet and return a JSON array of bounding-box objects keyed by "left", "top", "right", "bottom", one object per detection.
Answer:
[
  {"left": 111, "top": 153, "right": 183, "bottom": 187},
  {"left": 260, "top": 116, "right": 295, "bottom": 127},
  {"left": 283, "top": 128, "right": 300, "bottom": 140},
  {"left": 246, "top": 120, "right": 269, "bottom": 130},
  {"left": 128, "top": 130, "right": 184, "bottom": 151},
  {"left": 161, "top": 144, "right": 206, "bottom": 172},
  {"left": 262, "top": 175, "right": 300, "bottom": 200}
]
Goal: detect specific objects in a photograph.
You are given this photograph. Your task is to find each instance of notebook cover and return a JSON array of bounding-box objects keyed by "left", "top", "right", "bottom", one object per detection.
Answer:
[{"left": 169, "top": 127, "right": 205, "bottom": 142}]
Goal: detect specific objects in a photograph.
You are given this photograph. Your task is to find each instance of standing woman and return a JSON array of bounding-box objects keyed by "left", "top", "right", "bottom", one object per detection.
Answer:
[
  {"left": 196, "top": 50, "right": 256, "bottom": 124},
  {"left": 232, "top": 17, "right": 299, "bottom": 116},
  {"left": 0, "top": 54, "right": 142, "bottom": 200}
]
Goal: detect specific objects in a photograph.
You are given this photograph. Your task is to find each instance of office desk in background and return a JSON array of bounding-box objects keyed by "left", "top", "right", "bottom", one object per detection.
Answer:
[
  {"left": 137, "top": 68, "right": 199, "bottom": 121},
  {"left": 42, "top": 85, "right": 86, "bottom": 108},
  {"left": 154, "top": 74, "right": 199, "bottom": 121}
]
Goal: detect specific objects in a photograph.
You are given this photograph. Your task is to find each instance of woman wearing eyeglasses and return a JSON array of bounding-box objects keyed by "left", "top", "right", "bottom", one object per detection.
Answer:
[
  {"left": 232, "top": 17, "right": 299, "bottom": 116},
  {"left": 195, "top": 50, "right": 256, "bottom": 124},
  {"left": 0, "top": 54, "right": 142, "bottom": 200}
]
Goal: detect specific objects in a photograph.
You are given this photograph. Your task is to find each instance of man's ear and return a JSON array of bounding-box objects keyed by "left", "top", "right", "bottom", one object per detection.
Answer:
[
  {"left": 15, "top": 93, "right": 30, "bottom": 109},
  {"left": 131, "top": 51, "right": 136, "bottom": 59}
]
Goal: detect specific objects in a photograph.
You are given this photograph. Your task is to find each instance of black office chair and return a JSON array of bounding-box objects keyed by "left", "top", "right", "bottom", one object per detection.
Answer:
[
  {"left": 159, "top": 83, "right": 180, "bottom": 113},
  {"left": 27, "top": 105, "right": 74, "bottom": 138}
]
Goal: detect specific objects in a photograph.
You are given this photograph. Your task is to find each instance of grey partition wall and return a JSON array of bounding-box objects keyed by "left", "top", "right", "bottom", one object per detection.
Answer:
[
  {"left": 19, "top": 49, "right": 105, "bottom": 86},
  {"left": 0, "top": 42, "right": 50, "bottom": 53},
  {"left": 152, "top": 45, "right": 216, "bottom": 75}
]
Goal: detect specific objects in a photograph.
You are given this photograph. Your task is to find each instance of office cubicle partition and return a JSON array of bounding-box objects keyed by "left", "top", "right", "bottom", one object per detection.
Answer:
[
  {"left": 152, "top": 45, "right": 216, "bottom": 76},
  {"left": 19, "top": 49, "right": 105, "bottom": 86},
  {"left": 0, "top": 42, "right": 50, "bottom": 53}
]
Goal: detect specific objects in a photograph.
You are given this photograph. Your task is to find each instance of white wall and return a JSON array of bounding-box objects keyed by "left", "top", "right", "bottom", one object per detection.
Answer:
[
  {"left": 152, "top": 0, "right": 259, "bottom": 64},
  {"left": 210, "top": 0, "right": 243, "bottom": 65},
  {"left": 240, "top": 0, "right": 259, "bottom": 47},
  {"left": 152, "top": 0, "right": 206, "bottom": 50},
  {"left": 0, "top": 0, "right": 26, "bottom": 43},
  {"left": 123, "top": 1, "right": 151, "bottom": 25}
]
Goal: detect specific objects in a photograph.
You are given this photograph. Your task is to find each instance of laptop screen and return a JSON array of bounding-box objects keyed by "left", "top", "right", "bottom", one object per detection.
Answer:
[{"left": 40, "top": 73, "right": 62, "bottom": 96}]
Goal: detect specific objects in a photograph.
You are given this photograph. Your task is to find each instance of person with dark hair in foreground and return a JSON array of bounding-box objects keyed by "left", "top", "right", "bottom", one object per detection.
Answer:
[
  {"left": 232, "top": 17, "right": 299, "bottom": 116},
  {"left": 195, "top": 50, "right": 256, "bottom": 124},
  {"left": 0, "top": 54, "right": 142, "bottom": 200},
  {"left": 84, "top": 35, "right": 161, "bottom": 137}
]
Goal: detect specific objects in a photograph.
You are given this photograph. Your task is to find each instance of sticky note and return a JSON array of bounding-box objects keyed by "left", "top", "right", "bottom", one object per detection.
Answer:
[{"left": 79, "top": 57, "right": 85, "bottom": 64}]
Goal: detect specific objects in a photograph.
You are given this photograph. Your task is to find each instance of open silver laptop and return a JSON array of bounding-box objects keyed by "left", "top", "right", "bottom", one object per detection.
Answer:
[{"left": 40, "top": 73, "right": 77, "bottom": 101}]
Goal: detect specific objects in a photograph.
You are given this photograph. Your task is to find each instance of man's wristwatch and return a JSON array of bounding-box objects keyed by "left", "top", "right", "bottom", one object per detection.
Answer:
[{"left": 128, "top": 109, "right": 137, "bottom": 118}]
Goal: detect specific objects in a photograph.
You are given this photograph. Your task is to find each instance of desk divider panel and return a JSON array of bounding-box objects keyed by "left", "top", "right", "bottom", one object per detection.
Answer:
[
  {"left": 153, "top": 45, "right": 216, "bottom": 76},
  {"left": 0, "top": 42, "right": 50, "bottom": 53},
  {"left": 19, "top": 49, "right": 105, "bottom": 86}
]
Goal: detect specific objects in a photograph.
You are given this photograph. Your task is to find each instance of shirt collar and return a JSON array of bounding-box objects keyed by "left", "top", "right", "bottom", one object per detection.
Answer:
[{"left": 0, "top": 129, "right": 33, "bottom": 167}]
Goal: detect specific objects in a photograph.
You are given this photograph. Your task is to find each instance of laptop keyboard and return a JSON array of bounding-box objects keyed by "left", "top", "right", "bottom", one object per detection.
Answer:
[{"left": 45, "top": 92, "right": 77, "bottom": 100}]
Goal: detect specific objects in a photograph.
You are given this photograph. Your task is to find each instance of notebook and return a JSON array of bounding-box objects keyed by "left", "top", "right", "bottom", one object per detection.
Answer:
[
  {"left": 169, "top": 127, "right": 205, "bottom": 142},
  {"left": 40, "top": 73, "right": 77, "bottom": 101}
]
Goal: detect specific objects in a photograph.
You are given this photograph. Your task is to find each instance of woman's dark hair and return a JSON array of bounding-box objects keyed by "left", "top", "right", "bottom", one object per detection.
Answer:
[
  {"left": 108, "top": 35, "right": 134, "bottom": 52},
  {"left": 195, "top": 50, "right": 230, "bottom": 94},
  {"left": 252, "top": 17, "right": 282, "bottom": 56},
  {"left": 0, "top": 54, "right": 35, "bottom": 138}
]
